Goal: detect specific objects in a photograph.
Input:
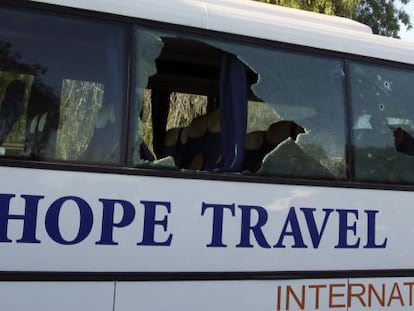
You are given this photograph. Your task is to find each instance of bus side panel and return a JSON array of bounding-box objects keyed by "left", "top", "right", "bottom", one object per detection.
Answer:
[
  {"left": 0, "top": 166, "right": 412, "bottom": 272},
  {"left": 0, "top": 282, "right": 114, "bottom": 311},
  {"left": 115, "top": 280, "right": 347, "bottom": 311},
  {"left": 115, "top": 278, "right": 414, "bottom": 311}
]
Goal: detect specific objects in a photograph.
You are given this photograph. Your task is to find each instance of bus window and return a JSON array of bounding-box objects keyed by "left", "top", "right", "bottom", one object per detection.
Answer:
[
  {"left": 132, "top": 27, "right": 346, "bottom": 180},
  {"left": 236, "top": 48, "right": 346, "bottom": 179},
  {"left": 132, "top": 29, "right": 248, "bottom": 171},
  {"left": 350, "top": 61, "right": 414, "bottom": 184},
  {"left": 0, "top": 7, "right": 127, "bottom": 164}
]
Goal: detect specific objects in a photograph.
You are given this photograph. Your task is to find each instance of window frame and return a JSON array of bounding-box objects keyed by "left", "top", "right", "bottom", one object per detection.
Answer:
[{"left": 2, "top": 0, "right": 414, "bottom": 192}]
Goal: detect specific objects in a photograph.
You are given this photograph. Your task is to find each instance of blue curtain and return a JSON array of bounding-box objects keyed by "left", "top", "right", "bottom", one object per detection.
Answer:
[{"left": 219, "top": 53, "right": 248, "bottom": 172}]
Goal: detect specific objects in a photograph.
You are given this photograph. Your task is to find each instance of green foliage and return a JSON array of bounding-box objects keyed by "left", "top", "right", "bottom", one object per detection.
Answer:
[
  {"left": 331, "top": 0, "right": 360, "bottom": 18},
  {"left": 255, "top": 0, "right": 354, "bottom": 14},
  {"left": 247, "top": 101, "right": 280, "bottom": 132},
  {"left": 0, "top": 42, "right": 47, "bottom": 148},
  {"left": 254, "top": 0, "right": 412, "bottom": 38},
  {"left": 141, "top": 90, "right": 207, "bottom": 155},
  {"left": 0, "top": 42, "right": 46, "bottom": 75},
  {"left": 167, "top": 92, "right": 207, "bottom": 129},
  {"left": 0, "top": 72, "right": 33, "bottom": 145},
  {"left": 356, "top": 0, "right": 412, "bottom": 38}
]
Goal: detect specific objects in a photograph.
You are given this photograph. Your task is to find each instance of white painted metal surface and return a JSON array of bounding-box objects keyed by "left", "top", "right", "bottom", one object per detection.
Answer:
[
  {"left": 0, "top": 166, "right": 411, "bottom": 272},
  {"left": 116, "top": 278, "right": 414, "bottom": 311},
  {"left": 0, "top": 282, "right": 114, "bottom": 311},
  {"left": 1, "top": 278, "right": 411, "bottom": 310},
  {"left": 26, "top": 0, "right": 414, "bottom": 65}
]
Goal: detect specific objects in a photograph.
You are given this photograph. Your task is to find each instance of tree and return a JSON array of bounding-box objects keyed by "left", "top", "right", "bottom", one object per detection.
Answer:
[
  {"left": 254, "top": 0, "right": 412, "bottom": 38},
  {"left": 355, "top": 0, "right": 412, "bottom": 37}
]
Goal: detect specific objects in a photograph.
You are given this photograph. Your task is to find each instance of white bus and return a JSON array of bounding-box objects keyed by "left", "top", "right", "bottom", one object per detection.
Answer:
[{"left": 1, "top": 0, "right": 414, "bottom": 310}]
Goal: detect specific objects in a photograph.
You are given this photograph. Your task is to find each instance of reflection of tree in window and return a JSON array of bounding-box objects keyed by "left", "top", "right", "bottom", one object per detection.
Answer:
[
  {"left": 56, "top": 79, "right": 104, "bottom": 161},
  {"left": 0, "top": 42, "right": 43, "bottom": 153},
  {"left": 0, "top": 79, "right": 26, "bottom": 144},
  {"left": 24, "top": 79, "right": 59, "bottom": 159}
]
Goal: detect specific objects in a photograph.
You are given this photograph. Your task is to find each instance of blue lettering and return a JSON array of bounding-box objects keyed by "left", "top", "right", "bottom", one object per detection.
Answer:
[
  {"left": 274, "top": 207, "right": 307, "bottom": 248},
  {"left": 236, "top": 205, "right": 271, "bottom": 248},
  {"left": 201, "top": 202, "right": 235, "bottom": 247},
  {"left": 0, "top": 193, "right": 388, "bottom": 251},
  {"left": 96, "top": 199, "right": 136, "bottom": 245},
  {"left": 335, "top": 209, "right": 360, "bottom": 248},
  {"left": 45, "top": 196, "right": 93, "bottom": 245},
  {"left": 137, "top": 201, "right": 172, "bottom": 246},
  {"left": 0, "top": 194, "right": 42, "bottom": 243},
  {"left": 301, "top": 208, "right": 333, "bottom": 248},
  {"left": 364, "top": 210, "right": 387, "bottom": 248}
]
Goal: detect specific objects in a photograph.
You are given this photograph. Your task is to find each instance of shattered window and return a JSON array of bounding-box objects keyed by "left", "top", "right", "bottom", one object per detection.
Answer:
[
  {"left": 0, "top": 7, "right": 127, "bottom": 164},
  {"left": 350, "top": 62, "right": 414, "bottom": 184},
  {"left": 234, "top": 47, "right": 347, "bottom": 179},
  {"left": 132, "top": 26, "right": 346, "bottom": 180},
  {"left": 131, "top": 29, "right": 223, "bottom": 169}
]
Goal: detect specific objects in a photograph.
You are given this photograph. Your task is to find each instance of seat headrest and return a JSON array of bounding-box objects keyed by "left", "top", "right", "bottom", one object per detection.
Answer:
[
  {"left": 245, "top": 131, "right": 265, "bottom": 150},
  {"left": 164, "top": 127, "right": 182, "bottom": 146},
  {"left": 266, "top": 120, "right": 305, "bottom": 145},
  {"left": 207, "top": 109, "right": 221, "bottom": 133},
  {"left": 188, "top": 114, "right": 208, "bottom": 138}
]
